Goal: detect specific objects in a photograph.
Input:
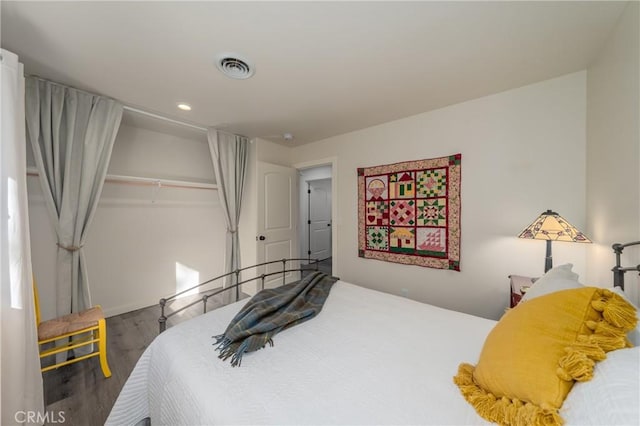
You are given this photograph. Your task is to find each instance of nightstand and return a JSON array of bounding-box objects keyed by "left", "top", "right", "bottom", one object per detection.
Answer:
[{"left": 509, "top": 275, "right": 535, "bottom": 308}]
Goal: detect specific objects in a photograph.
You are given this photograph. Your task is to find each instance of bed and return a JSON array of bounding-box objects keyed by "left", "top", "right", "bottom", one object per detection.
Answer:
[{"left": 106, "top": 246, "right": 640, "bottom": 426}]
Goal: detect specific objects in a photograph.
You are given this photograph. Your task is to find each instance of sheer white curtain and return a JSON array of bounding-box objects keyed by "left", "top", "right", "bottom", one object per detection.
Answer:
[
  {"left": 207, "top": 130, "right": 249, "bottom": 304},
  {"left": 1, "top": 49, "right": 45, "bottom": 425}
]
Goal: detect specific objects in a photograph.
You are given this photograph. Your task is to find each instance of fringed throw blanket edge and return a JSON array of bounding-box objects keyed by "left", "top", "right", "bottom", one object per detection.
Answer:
[{"left": 213, "top": 271, "right": 337, "bottom": 367}]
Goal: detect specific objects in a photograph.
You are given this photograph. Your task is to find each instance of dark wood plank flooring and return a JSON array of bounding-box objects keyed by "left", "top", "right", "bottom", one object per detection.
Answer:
[{"left": 301, "top": 257, "right": 333, "bottom": 277}]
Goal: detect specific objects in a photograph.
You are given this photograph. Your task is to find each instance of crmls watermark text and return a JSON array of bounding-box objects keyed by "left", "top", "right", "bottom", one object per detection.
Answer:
[{"left": 15, "top": 411, "right": 66, "bottom": 424}]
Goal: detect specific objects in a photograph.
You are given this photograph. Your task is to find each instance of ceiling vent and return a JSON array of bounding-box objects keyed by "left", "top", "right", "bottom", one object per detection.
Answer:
[{"left": 215, "top": 53, "right": 254, "bottom": 80}]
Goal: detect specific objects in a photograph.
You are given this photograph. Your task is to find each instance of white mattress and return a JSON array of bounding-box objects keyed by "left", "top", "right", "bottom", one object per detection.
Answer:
[{"left": 107, "top": 281, "right": 497, "bottom": 425}]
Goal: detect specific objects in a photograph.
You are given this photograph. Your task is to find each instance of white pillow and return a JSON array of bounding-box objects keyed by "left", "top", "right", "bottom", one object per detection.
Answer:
[
  {"left": 611, "top": 286, "right": 638, "bottom": 308},
  {"left": 541, "top": 263, "right": 580, "bottom": 281},
  {"left": 561, "top": 347, "right": 640, "bottom": 425},
  {"left": 521, "top": 263, "right": 582, "bottom": 302},
  {"left": 611, "top": 286, "right": 640, "bottom": 346}
]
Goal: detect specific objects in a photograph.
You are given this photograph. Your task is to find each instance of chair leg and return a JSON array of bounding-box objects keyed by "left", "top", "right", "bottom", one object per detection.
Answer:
[{"left": 97, "top": 319, "right": 112, "bottom": 378}]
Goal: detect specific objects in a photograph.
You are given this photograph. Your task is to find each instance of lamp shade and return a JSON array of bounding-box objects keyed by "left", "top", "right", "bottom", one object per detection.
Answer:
[{"left": 518, "top": 210, "right": 591, "bottom": 243}]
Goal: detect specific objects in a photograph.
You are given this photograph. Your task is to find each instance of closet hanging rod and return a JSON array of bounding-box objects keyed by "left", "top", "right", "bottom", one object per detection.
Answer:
[
  {"left": 105, "top": 173, "right": 217, "bottom": 191},
  {"left": 26, "top": 167, "right": 217, "bottom": 191},
  {"left": 123, "top": 105, "right": 208, "bottom": 132},
  {"left": 122, "top": 106, "right": 249, "bottom": 140}
]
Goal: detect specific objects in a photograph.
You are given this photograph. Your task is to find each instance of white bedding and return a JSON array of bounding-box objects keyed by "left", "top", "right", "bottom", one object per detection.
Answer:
[
  {"left": 106, "top": 280, "right": 631, "bottom": 426},
  {"left": 107, "top": 281, "right": 494, "bottom": 425}
]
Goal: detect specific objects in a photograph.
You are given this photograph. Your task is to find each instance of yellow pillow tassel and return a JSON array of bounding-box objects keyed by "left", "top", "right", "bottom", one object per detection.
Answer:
[
  {"left": 503, "top": 397, "right": 521, "bottom": 424},
  {"left": 530, "top": 403, "right": 564, "bottom": 426},
  {"left": 565, "top": 341, "right": 606, "bottom": 360},
  {"left": 577, "top": 333, "right": 629, "bottom": 351},
  {"left": 586, "top": 319, "right": 624, "bottom": 337},
  {"left": 556, "top": 348, "right": 595, "bottom": 381},
  {"left": 591, "top": 289, "right": 638, "bottom": 330}
]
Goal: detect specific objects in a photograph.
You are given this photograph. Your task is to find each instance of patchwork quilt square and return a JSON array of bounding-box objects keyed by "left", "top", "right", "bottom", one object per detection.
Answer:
[
  {"left": 366, "top": 226, "right": 389, "bottom": 250},
  {"left": 366, "top": 176, "right": 388, "bottom": 201},
  {"left": 389, "top": 227, "right": 415, "bottom": 253},
  {"left": 416, "top": 168, "right": 447, "bottom": 198},
  {"left": 417, "top": 198, "right": 446, "bottom": 227},
  {"left": 390, "top": 200, "right": 415, "bottom": 226},
  {"left": 366, "top": 201, "right": 389, "bottom": 226}
]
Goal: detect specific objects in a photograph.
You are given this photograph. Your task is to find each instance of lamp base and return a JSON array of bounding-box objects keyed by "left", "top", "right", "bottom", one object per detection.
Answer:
[{"left": 544, "top": 240, "right": 552, "bottom": 273}]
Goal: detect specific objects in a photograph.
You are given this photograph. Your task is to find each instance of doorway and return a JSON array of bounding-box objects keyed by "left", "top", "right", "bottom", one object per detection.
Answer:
[{"left": 298, "top": 165, "right": 333, "bottom": 275}]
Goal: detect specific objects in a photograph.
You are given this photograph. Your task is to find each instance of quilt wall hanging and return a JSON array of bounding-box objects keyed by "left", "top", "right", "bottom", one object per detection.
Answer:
[{"left": 358, "top": 154, "right": 461, "bottom": 271}]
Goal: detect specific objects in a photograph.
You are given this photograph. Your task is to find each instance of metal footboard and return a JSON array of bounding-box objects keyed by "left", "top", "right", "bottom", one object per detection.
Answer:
[{"left": 158, "top": 258, "right": 329, "bottom": 333}]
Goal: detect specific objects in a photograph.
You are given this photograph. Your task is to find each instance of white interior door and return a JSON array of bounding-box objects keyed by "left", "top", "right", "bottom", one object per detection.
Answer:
[
  {"left": 257, "top": 161, "right": 298, "bottom": 289},
  {"left": 308, "top": 178, "right": 332, "bottom": 261}
]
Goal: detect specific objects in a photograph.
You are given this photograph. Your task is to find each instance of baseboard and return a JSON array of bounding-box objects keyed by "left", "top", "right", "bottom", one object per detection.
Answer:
[
  {"left": 102, "top": 286, "right": 228, "bottom": 318},
  {"left": 103, "top": 300, "right": 159, "bottom": 318}
]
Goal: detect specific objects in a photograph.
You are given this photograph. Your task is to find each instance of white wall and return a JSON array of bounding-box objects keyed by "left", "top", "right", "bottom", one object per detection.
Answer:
[
  {"left": 586, "top": 2, "right": 640, "bottom": 303},
  {"left": 255, "top": 137, "right": 292, "bottom": 167},
  {"left": 29, "top": 122, "right": 226, "bottom": 319},
  {"left": 290, "top": 72, "right": 588, "bottom": 320},
  {"left": 108, "top": 124, "right": 215, "bottom": 183}
]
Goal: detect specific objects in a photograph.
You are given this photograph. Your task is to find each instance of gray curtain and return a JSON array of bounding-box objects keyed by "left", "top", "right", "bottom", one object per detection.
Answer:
[
  {"left": 25, "top": 77, "right": 122, "bottom": 323},
  {"left": 207, "top": 130, "right": 249, "bottom": 304}
]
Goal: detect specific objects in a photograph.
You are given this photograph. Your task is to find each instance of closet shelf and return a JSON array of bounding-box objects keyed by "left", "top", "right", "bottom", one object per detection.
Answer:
[{"left": 26, "top": 167, "right": 217, "bottom": 191}]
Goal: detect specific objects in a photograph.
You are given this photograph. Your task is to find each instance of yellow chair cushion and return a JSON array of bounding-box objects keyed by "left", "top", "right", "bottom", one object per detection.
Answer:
[
  {"left": 37, "top": 306, "right": 104, "bottom": 341},
  {"left": 454, "top": 287, "right": 637, "bottom": 426}
]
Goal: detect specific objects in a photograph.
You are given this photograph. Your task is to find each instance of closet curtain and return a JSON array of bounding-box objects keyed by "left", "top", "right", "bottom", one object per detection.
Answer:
[
  {"left": 1, "top": 49, "right": 45, "bottom": 425},
  {"left": 24, "top": 77, "right": 122, "bottom": 329},
  {"left": 207, "top": 130, "right": 249, "bottom": 304}
]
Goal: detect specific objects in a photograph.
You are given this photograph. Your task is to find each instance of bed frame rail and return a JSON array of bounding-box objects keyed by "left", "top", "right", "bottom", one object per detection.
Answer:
[
  {"left": 158, "top": 258, "right": 328, "bottom": 333},
  {"left": 612, "top": 241, "right": 640, "bottom": 290}
]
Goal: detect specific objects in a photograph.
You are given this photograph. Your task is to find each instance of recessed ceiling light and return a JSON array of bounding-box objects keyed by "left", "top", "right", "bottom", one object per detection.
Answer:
[
  {"left": 215, "top": 53, "right": 255, "bottom": 80},
  {"left": 283, "top": 133, "right": 294, "bottom": 141},
  {"left": 177, "top": 103, "right": 192, "bottom": 111}
]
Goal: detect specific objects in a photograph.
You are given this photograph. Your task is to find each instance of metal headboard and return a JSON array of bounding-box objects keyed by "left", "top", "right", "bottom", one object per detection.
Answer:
[
  {"left": 158, "top": 257, "right": 331, "bottom": 333},
  {"left": 612, "top": 241, "right": 640, "bottom": 290}
]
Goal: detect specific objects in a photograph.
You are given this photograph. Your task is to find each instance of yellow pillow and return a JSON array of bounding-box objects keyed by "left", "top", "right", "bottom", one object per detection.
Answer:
[{"left": 454, "top": 287, "right": 637, "bottom": 426}]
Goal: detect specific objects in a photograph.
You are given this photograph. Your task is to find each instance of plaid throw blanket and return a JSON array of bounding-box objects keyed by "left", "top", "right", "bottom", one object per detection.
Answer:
[{"left": 213, "top": 271, "right": 338, "bottom": 367}]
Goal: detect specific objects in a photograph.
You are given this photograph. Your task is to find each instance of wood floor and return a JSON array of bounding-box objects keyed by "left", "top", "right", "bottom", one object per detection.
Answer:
[
  {"left": 42, "top": 293, "right": 226, "bottom": 426},
  {"left": 302, "top": 257, "right": 333, "bottom": 277}
]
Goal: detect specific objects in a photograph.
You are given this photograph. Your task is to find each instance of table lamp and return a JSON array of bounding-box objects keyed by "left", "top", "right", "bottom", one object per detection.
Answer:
[{"left": 518, "top": 209, "right": 591, "bottom": 272}]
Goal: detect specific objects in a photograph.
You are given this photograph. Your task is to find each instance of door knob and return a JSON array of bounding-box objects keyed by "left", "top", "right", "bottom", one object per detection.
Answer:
[{"left": 258, "top": 235, "right": 266, "bottom": 241}]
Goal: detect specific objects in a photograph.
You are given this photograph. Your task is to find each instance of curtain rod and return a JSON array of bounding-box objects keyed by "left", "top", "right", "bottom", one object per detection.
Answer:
[
  {"left": 122, "top": 105, "right": 250, "bottom": 140},
  {"left": 123, "top": 105, "right": 208, "bottom": 133},
  {"left": 26, "top": 74, "right": 248, "bottom": 139}
]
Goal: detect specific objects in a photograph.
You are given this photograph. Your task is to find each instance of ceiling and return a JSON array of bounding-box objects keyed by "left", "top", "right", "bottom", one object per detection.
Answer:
[{"left": 1, "top": 1, "right": 627, "bottom": 145}]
